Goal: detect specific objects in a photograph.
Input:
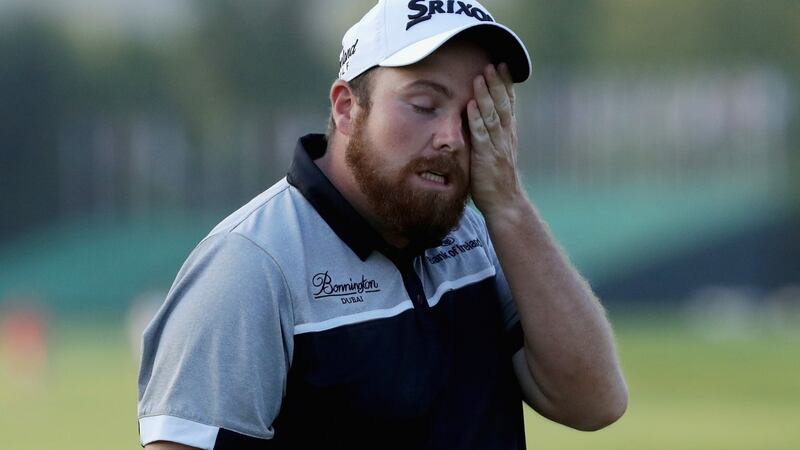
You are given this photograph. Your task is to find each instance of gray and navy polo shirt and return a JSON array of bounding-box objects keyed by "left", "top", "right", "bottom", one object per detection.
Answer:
[{"left": 138, "top": 134, "right": 526, "bottom": 449}]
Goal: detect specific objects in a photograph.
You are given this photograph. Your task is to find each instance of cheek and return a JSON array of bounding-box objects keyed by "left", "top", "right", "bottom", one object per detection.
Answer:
[
  {"left": 458, "top": 154, "right": 471, "bottom": 186},
  {"left": 374, "top": 104, "right": 430, "bottom": 144},
  {"left": 462, "top": 152, "right": 471, "bottom": 173},
  {"left": 383, "top": 122, "right": 413, "bottom": 146}
]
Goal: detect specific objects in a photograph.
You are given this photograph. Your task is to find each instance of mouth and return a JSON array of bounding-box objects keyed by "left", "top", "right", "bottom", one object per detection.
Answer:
[{"left": 419, "top": 170, "right": 448, "bottom": 185}]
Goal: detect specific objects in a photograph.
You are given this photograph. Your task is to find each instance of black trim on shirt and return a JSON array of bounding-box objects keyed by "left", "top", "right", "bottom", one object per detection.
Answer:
[{"left": 286, "top": 134, "right": 385, "bottom": 261}]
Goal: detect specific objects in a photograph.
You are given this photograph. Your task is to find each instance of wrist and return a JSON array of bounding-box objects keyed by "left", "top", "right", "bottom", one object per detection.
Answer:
[{"left": 481, "top": 192, "right": 537, "bottom": 230}]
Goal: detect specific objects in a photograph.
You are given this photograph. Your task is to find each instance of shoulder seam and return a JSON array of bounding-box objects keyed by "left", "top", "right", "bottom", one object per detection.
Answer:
[
  {"left": 200, "top": 181, "right": 294, "bottom": 247},
  {"left": 229, "top": 181, "right": 293, "bottom": 233},
  {"left": 228, "top": 231, "right": 296, "bottom": 325}
]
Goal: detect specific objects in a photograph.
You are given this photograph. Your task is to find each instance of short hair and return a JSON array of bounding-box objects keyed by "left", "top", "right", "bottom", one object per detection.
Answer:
[{"left": 326, "top": 67, "right": 379, "bottom": 141}]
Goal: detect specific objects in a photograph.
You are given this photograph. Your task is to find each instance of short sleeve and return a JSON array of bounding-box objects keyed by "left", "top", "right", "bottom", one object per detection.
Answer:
[{"left": 137, "top": 232, "right": 294, "bottom": 449}]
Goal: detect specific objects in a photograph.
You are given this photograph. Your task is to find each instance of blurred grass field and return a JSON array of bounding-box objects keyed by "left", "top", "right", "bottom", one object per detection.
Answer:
[{"left": 1, "top": 314, "right": 798, "bottom": 450}]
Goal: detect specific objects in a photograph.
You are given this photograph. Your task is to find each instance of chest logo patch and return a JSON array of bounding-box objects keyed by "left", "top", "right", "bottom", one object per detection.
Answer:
[
  {"left": 312, "top": 271, "right": 381, "bottom": 304},
  {"left": 426, "top": 237, "right": 484, "bottom": 264}
]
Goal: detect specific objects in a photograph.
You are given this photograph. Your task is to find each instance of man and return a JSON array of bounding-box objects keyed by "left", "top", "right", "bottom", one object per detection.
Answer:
[{"left": 138, "top": 1, "right": 628, "bottom": 449}]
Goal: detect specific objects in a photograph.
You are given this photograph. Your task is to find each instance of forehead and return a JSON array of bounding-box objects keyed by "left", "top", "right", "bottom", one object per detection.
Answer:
[{"left": 373, "top": 40, "right": 491, "bottom": 95}]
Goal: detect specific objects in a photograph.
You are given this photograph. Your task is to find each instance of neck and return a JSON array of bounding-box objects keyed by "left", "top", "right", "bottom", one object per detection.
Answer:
[{"left": 315, "top": 135, "right": 411, "bottom": 249}]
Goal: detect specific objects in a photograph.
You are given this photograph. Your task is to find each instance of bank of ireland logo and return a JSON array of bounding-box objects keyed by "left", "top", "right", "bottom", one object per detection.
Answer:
[
  {"left": 440, "top": 235, "right": 456, "bottom": 247},
  {"left": 311, "top": 271, "right": 381, "bottom": 305},
  {"left": 427, "top": 236, "right": 484, "bottom": 264}
]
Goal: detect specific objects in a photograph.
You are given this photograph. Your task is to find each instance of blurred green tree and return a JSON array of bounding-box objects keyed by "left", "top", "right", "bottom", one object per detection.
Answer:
[{"left": 0, "top": 18, "right": 75, "bottom": 240}]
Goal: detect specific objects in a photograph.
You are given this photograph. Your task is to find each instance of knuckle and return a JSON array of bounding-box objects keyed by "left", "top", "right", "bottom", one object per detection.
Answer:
[
  {"left": 471, "top": 126, "right": 489, "bottom": 139},
  {"left": 470, "top": 118, "right": 486, "bottom": 132},
  {"left": 485, "top": 109, "right": 499, "bottom": 123}
]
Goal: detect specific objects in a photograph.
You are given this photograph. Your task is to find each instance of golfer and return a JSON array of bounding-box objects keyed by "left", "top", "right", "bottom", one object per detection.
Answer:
[{"left": 138, "top": 1, "right": 628, "bottom": 448}]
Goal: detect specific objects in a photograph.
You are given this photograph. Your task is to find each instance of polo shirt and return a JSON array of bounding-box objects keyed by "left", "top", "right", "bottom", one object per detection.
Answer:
[{"left": 137, "top": 134, "right": 526, "bottom": 449}]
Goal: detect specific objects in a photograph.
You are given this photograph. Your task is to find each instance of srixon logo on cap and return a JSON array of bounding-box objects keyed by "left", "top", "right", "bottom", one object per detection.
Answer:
[{"left": 406, "top": 0, "right": 494, "bottom": 30}]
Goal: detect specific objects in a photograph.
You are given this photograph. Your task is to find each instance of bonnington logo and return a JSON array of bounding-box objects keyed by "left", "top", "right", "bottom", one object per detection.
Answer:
[
  {"left": 406, "top": 0, "right": 494, "bottom": 30},
  {"left": 312, "top": 271, "right": 381, "bottom": 304}
]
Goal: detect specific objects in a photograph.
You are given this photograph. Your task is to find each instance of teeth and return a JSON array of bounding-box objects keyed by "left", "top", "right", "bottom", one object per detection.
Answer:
[{"left": 421, "top": 171, "right": 446, "bottom": 184}]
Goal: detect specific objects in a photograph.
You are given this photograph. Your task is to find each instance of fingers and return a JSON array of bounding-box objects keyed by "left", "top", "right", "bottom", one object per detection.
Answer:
[
  {"left": 473, "top": 75, "right": 502, "bottom": 146},
  {"left": 467, "top": 99, "right": 492, "bottom": 150},
  {"left": 485, "top": 64, "right": 513, "bottom": 127},
  {"left": 471, "top": 63, "right": 515, "bottom": 149},
  {"left": 497, "top": 63, "right": 516, "bottom": 113},
  {"left": 468, "top": 64, "right": 521, "bottom": 209}
]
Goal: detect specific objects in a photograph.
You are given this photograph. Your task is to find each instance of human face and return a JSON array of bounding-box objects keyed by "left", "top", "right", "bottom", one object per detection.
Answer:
[{"left": 345, "top": 40, "right": 491, "bottom": 245}]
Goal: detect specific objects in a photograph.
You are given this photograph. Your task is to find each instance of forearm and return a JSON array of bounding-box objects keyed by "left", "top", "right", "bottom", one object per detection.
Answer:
[
  {"left": 485, "top": 195, "right": 627, "bottom": 429},
  {"left": 464, "top": 61, "right": 625, "bottom": 427}
]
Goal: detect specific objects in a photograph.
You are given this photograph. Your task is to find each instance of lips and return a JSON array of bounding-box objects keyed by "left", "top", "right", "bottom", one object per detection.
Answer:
[
  {"left": 420, "top": 171, "right": 447, "bottom": 185},
  {"left": 406, "top": 155, "right": 465, "bottom": 189}
]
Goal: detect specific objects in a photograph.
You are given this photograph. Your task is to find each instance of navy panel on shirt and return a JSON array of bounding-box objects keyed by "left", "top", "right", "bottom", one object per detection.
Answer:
[{"left": 271, "top": 278, "right": 524, "bottom": 449}]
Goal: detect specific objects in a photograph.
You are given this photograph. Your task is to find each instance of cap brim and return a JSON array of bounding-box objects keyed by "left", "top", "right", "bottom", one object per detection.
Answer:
[{"left": 379, "top": 22, "right": 531, "bottom": 83}]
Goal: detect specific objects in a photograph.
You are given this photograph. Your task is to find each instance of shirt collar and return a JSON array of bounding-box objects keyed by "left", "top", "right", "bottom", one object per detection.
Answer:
[{"left": 286, "top": 134, "right": 387, "bottom": 261}]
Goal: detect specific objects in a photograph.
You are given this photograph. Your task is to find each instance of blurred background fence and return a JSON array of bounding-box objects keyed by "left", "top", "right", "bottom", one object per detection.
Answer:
[{"left": 1, "top": 1, "right": 799, "bottom": 449}]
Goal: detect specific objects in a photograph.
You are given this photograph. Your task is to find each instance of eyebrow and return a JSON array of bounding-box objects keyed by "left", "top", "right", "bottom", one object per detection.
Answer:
[{"left": 403, "top": 79, "right": 454, "bottom": 99}]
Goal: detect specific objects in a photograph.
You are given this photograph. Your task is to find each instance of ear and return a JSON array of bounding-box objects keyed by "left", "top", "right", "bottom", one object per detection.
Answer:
[{"left": 330, "top": 80, "right": 358, "bottom": 137}]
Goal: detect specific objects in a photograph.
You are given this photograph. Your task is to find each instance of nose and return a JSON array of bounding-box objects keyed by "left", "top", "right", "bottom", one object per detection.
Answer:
[{"left": 432, "top": 112, "right": 467, "bottom": 154}]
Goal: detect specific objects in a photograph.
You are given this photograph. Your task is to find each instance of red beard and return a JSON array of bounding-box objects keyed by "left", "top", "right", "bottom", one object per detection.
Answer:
[{"left": 345, "top": 111, "right": 469, "bottom": 246}]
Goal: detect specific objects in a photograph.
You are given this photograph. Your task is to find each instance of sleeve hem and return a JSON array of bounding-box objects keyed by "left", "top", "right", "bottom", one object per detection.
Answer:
[{"left": 139, "top": 415, "right": 220, "bottom": 450}]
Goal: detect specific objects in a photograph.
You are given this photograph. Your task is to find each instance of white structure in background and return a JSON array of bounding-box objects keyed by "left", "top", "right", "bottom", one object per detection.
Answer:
[
  {"left": 519, "top": 67, "right": 790, "bottom": 188},
  {"left": 685, "top": 284, "right": 800, "bottom": 340},
  {"left": 54, "top": 67, "right": 790, "bottom": 218}
]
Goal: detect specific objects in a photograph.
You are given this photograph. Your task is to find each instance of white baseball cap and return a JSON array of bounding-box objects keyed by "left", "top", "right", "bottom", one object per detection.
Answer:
[{"left": 338, "top": 0, "right": 532, "bottom": 83}]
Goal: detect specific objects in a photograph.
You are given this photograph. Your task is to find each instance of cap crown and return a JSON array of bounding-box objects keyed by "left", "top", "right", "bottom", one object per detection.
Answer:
[{"left": 339, "top": 0, "right": 527, "bottom": 82}]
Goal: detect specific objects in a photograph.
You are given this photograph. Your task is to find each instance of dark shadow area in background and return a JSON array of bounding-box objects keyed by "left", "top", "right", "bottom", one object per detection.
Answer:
[{"left": 598, "top": 213, "right": 800, "bottom": 305}]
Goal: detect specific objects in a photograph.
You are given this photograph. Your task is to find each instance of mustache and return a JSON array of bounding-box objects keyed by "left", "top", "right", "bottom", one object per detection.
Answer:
[{"left": 404, "top": 155, "right": 466, "bottom": 183}]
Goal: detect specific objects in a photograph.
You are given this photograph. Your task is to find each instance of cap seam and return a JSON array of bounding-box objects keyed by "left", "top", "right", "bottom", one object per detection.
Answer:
[{"left": 379, "top": 0, "right": 388, "bottom": 62}]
